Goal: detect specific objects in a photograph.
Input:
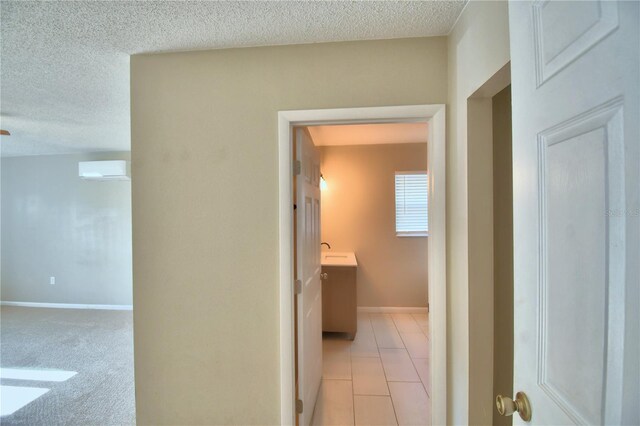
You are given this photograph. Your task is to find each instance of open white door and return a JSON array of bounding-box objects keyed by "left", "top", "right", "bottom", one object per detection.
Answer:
[
  {"left": 295, "top": 128, "right": 323, "bottom": 425},
  {"left": 508, "top": 1, "right": 639, "bottom": 425}
]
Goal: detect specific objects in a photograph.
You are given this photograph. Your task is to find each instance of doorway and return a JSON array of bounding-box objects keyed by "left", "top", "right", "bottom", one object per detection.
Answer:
[
  {"left": 301, "top": 123, "right": 429, "bottom": 425},
  {"left": 491, "top": 85, "right": 513, "bottom": 426},
  {"left": 278, "top": 105, "right": 447, "bottom": 426},
  {"left": 466, "top": 63, "right": 512, "bottom": 425}
]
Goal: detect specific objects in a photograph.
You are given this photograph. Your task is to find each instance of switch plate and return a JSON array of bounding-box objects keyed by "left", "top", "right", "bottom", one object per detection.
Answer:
[{"left": 49, "top": 276, "right": 55, "bottom": 285}]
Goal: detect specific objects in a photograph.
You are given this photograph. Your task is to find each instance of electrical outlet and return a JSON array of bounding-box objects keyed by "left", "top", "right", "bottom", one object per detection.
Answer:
[{"left": 50, "top": 276, "right": 55, "bottom": 285}]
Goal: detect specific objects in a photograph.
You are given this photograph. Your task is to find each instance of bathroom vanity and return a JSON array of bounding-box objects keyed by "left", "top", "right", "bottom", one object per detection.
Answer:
[{"left": 321, "top": 252, "right": 358, "bottom": 339}]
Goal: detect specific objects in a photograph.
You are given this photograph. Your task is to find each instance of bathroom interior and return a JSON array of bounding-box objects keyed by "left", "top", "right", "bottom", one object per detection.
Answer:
[{"left": 295, "top": 122, "right": 431, "bottom": 426}]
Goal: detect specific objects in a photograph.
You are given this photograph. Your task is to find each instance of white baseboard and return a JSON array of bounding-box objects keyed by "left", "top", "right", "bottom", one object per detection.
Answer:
[
  {"left": 357, "top": 306, "right": 428, "bottom": 314},
  {"left": 0, "top": 301, "right": 133, "bottom": 311}
]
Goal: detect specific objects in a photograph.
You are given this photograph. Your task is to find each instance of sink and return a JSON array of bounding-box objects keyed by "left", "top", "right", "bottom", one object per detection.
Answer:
[{"left": 321, "top": 251, "right": 357, "bottom": 267}]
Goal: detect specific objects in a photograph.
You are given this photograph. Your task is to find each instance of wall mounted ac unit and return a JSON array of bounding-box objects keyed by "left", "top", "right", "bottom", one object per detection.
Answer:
[{"left": 78, "top": 160, "right": 130, "bottom": 181}]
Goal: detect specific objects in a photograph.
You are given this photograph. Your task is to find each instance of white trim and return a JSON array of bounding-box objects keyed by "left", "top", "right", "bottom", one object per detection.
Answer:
[
  {"left": 278, "top": 104, "right": 447, "bottom": 426},
  {"left": 427, "top": 104, "right": 447, "bottom": 425},
  {"left": 357, "top": 306, "right": 428, "bottom": 314},
  {"left": 1, "top": 301, "right": 133, "bottom": 311},
  {"left": 396, "top": 232, "right": 429, "bottom": 238},
  {"left": 394, "top": 170, "right": 428, "bottom": 175}
]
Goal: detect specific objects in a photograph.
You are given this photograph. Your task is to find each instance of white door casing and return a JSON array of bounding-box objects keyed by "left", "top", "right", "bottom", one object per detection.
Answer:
[
  {"left": 510, "top": 1, "right": 639, "bottom": 425},
  {"left": 278, "top": 105, "right": 446, "bottom": 425},
  {"left": 296, "top": 128, "right": 323, "bottom": 426}
]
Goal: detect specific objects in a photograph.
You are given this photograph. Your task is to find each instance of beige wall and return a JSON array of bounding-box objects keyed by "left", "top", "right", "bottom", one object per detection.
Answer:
[
  {"left": 447, "top": 1, "right": 510, "bottom": 424},
  {"left": 492, "top": 85, "right": 513, "bottom": 426},
  {"left": 131, "top": 37, "right": 447, "bottom": 425},
  {"left": 319, "top": 143, "right": 428, "bottom": 308}
]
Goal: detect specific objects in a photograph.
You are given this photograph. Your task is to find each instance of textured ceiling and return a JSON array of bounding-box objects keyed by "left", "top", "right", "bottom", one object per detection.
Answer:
[
  {"left": 0, "top": 1, "right": 466, "bottom": 157},
  {"left": 307, "top": 122, "right": 428, "bottom": 146}
]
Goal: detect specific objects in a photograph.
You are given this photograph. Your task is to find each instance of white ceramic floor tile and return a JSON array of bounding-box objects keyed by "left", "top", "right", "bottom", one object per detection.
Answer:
[
  {"left": 357, "top": 313, "right": 374, "bottom": 334},
  {"left": 411, "top": 313, "right": 428, "bottom": 327},
  {"left": 411, "top": 358, "right": 431, "bottom": 397},
  {"left": 350, "top": 330, "right": 380, "bottom": 358},
  {"left": 418, "top": 323, "right": 429, "bottom": 336},
  {"left": 411, "top": 314, "right": 429, "bottom": 336},
  {"left": 325, "top": 338, "right": 352, "bottom": 352},
  {"left": 388, "top": 382, "right": 431, "bottom": 426},
  {"left": 312, "top": 380, "right": 355, "bottom": 426},
  {"left": 323, "top": 339, "right": 352, "bottom": 380},
  {"left": 354, "top": 395, "right": 398, "bottom": 426},
  {"left": 352, "top": 357, "right": 389, "bottom": 396},
  {"left": 370, "top": 314, "right": 405, "bottom": 349},
  {"left": 400, "top": 333, "right": 429, "bottom": 359},
  {"left": 379, "top": 349, "right": 420, "bottom": 382},
  {"left": 317, "top": 331, "right": 431, "bottom": 426},
  {"left": 391, "top": 314, "right": 423, "bottom": 334}
]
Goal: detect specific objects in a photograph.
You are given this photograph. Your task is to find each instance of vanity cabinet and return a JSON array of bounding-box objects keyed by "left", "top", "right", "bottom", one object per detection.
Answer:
[{"left": 321, "top": 265, "right": 357, "bottom": 339}]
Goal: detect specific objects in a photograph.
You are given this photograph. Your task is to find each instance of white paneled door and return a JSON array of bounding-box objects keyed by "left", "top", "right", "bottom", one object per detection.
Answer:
[
  {"left": 296, "top": 128, "right": 323, "bottom": 426},
  {"left": 509, "top": 1, "right": 638, "bottom": 425}
]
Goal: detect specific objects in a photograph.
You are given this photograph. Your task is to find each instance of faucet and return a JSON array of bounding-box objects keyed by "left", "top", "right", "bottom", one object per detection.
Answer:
[{"left": 321, "top": 242, "right": 331, "bottom": 250}]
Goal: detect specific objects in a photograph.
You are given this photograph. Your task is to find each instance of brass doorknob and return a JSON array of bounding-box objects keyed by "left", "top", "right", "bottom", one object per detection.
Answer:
[{"left": 496, "top": 392, "right": 532, "bottom": 422}]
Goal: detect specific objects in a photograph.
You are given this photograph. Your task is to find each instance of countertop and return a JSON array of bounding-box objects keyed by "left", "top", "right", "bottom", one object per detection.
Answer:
[{"left": 321, "top": 252, "right": 358, "bottom": 267}]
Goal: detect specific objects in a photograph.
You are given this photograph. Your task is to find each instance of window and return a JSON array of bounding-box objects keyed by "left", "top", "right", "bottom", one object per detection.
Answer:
[{"left": 395, "top": 171, "right": 428, "bottom": 237}]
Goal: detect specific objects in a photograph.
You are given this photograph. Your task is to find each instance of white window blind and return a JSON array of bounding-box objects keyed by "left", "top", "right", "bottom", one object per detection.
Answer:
[{"left": 395, "top": 172, "right": 428, "bottom": 236}]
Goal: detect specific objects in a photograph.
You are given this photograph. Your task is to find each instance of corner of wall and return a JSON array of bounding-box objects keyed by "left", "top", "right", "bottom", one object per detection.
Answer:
[{"left": 445, "top": 0, "right": 511, "bottom": 424}]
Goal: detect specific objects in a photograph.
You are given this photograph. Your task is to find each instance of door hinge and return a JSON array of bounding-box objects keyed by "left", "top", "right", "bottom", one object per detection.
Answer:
[
  {"left": 296, "top": 398, "right": 304, "bottom": 414},
  {"left": 294, "top": 160, "right": 301, "bottom": 176},
  {"left": 295, "top": 279, "right": 302, "bottom": 295}
]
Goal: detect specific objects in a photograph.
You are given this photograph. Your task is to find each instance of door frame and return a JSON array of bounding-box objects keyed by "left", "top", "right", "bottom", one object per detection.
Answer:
[
  {"left": 278, "top": 104, "right": 447, "bottom": 425},
  {"left": 466, "top": 63, "right": 511, "bottom": 424}
]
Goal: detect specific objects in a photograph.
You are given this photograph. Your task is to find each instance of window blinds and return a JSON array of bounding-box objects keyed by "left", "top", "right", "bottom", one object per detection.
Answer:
[{"left": 395, "top": 172, "right": 428, "bottom": 235}]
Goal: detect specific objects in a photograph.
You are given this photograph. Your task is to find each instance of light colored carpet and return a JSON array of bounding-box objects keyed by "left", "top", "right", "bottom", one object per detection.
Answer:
[{"left": 0, "top": 306, "right": 135, "bottom": 425}]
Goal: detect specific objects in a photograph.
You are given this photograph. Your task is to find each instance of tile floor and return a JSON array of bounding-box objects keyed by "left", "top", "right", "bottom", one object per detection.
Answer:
[{"left": 311, "top": 312, "right": 430, "bottom": 426}]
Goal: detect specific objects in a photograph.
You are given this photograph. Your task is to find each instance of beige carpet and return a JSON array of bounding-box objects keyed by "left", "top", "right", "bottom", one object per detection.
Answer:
[{"left": 0, "top": 306, "right": 135, "bottom": 425}]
